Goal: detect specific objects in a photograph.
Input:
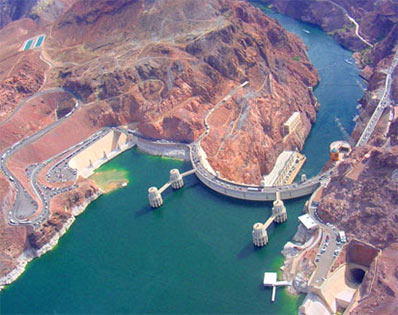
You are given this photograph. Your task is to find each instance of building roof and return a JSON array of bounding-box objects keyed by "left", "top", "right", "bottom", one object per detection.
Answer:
[
  {"left": 262, "top": 151, "right": 295, "bottom": 186},
  {"left": 330, "top": 140, "right": 351, "bottom": 152},
  {"left": 263, "top": 272, "right": 277, "bottom": 286},
  {"left": 299, "top": 214, "right": 318, "bottom": 230},
  {"left": 284, "top": 112, "right": 300, "bottom": 127}
]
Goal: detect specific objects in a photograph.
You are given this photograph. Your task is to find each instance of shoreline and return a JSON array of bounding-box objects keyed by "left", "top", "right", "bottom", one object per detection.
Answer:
[
  {"left": 0, "top": 137, "right": 190, "bottom": 292},
  {"left": 0, "top": 191, "right": 102, "bottom": 292}
]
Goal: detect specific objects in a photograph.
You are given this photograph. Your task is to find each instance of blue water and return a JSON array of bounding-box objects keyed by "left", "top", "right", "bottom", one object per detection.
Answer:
[
  {"left": 34, "top": 36, "right": 44, "bottom": 48},
  {"left": 0, "top": 5, "right": 363, "bottom": 314},
  {"left": 258, "top": 4, "right": 364, "bottom": 177},
  {"left": 23, "top": 39, "right": 33, "bottom": 50}
]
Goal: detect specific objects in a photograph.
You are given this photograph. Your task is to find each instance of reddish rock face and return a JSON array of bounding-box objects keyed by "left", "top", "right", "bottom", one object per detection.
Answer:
[
  {"left": 260, "top": 0, "right": 398, "bottom": 146},
  {"left": 0, "top": 0, "right": 319, "bottom": 282},
  {"left": 47, "top": 0, "right": 318, "bottom": 183},
  {"left": 318, "top": 144, "right": 398, "bottom": 314},
  {"left": 28, "top": 180, "right": 98, "bottom": 250},
  {"left": 0, "top": 0, "right": 37, "bottom": 29},
  {"left": 261, "top": 0, "right": 398, "bottom": 52},
  {"left": 0, "top": 177, "right": 26, "bottom": 277},
  {"left": 351, "top": 243, "right": 398, "bottom": 315},
  {"left": 318, "top": 147, "right": 398, "bottom": 250},
  {"left": 0, "top": 0, "right": 78, "bottom": 30},
  {"left": 0, "top": 52, "right": 45, "bottom": 123}
]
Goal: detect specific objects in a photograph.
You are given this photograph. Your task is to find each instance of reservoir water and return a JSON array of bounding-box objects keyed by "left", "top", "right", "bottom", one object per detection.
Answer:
[{"left": 0, "top": 5, "right": 363, "bottom": 314}]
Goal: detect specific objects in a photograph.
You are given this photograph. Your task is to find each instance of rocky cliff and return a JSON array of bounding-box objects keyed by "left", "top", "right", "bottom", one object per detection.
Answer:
[
  {"left": 0, "top": 0, "right": 319, "bottom": 285},
  {"left": 351, "top": 243, "right": 398, "bottom": 315},
  {"left": 318, "top": 147, "right": 398, "bottom": 249},
  {"left": 317, "top": 142, "right": 398, "bottom": 313},
  {"left": 259, "top": 0, "right": 398, "bottom": 52},
  {"left": 45, "top": 0, "right": 318, "bottom": 183},
  {"left": 256, "top": 2, "right": 398, "bottom": 313},
  {"left": 28, "top": 180, "right": 98, "bottom": 250},
  {"left": 0, "top": 0, "right": 77, "bottom": 30},
  {"left": 0, "top": 178, "right": 26, "bottom": 278},
  {"left": 0, "top": 0, "right": 38, "bottom": 29},
  {"left": 258, "top": 0, "right": 398, "bottom": 144}
]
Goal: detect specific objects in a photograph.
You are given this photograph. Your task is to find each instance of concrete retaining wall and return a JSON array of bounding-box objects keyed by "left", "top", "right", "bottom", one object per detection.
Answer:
[{"left": 131, "top": 136, "right": 190, "bottom": 161}]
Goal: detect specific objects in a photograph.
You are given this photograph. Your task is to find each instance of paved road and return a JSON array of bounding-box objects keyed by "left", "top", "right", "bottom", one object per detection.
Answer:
[
  {"left": 1, "top": 90, "right": 81, "bottom": 227},
  {"left": 187, "top": 80, "right": 334, "bottom": 201},
  {"left": 143, "top": 78, "right": 336, "bottom": 201},
  {"left": 0, "top": 40, "right": 57, "bottom": 128},
  {"left": 0, "top": 40, "right": 89, "bottom": 228},
  {"left": 322, "top": 0, "right": 373, "bottom": 48},
  {"left": 0, "top": 88, "right": 65, "bottom": 128},
  {"left": 307, "top": 199, "right": 343, "bottom": 286},
  {"left": 356, "top": 47, "right": 398, "bottom": 146},
  {"left": 5, "top": 37, "right": 395, "bottom": 229},
  {"left": 189, "top": 142, "right": 333, "bottom": 201}
]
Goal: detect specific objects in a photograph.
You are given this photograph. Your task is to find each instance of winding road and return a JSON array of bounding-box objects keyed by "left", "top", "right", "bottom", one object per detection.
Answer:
[
  {"left": 1, "top": 90, "right": 80, "bottom": 227},
  {"left": 3, "top": 32, "right": 397, "bottom": 228},
  {"left": 0, "top": 40, "right": 84, "bottom": 228},
  {"left": 0, "top": 88, "right": 65, "bottom": 128},
  {"left": 185, "top": 80, "right": 333, "bottom": 201},
  {"left": 322, "top": 0, "right": 373, "bottom": 48}
]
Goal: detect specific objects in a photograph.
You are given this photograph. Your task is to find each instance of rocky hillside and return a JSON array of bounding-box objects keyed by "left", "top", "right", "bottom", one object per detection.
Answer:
[
  {"left": 351, "top": 243, "right": 398, "bottom": 315},
  {"left": 44, "top": 0, "right": 319, "bottom": 183},
  {"left": 258, "top": 0, "right": 398, "bottom": 51},
  {"left": 317, "top": 132, "right": 398, "bottom": 313},
  {"left": 318, "top": 147, "right": 398, "bottom": 249},
  {"left": 0, "top": 0, "right": 37, "bottom": 29},
  {"left": 0, "top": 0, "right": 319, "bottom": 283},
  {"left": 257, "top": 0, "right": 398, "bottom": 137},
  {"left": 0, "top": 0, "right": 77, "bottom": 29},
  {"left": 260, "top": 2, "right": 398, "bottom": 312}
]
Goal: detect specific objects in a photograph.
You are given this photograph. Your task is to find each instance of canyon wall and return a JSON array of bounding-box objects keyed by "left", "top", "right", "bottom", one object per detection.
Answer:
[
  {"left": 0, "top": 0, "right": 321, "bottom": 283},
  {"left": 48, "top": 0, "right": 319, "bottom": 184}
]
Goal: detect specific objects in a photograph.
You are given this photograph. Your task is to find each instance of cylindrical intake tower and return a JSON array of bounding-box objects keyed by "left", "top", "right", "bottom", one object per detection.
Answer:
[
  {"left": 170, "top": 169, "right": 184, "bottom": 189},
  {"left": 148, "top": 187, "right": 163, "bottom": 208},
  {"left": 252, "top": 222, "right": 268, "bottom": 247},
  {"left": 272, "top": 192, "right": 287, "bottom": 223}
]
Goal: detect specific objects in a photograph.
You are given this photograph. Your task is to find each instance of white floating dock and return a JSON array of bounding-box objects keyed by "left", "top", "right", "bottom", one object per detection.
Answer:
[
  {"left": 263, "top": 272, "right": 292, "bottom": 303},
  {"left": 263, "top": 272, "right": 277, "bottom": 286},
  {"left": 271, "top": 286, "right": 276, "bottom": 302}
]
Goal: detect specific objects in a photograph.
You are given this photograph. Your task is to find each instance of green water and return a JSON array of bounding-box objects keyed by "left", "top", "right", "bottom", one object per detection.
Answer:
[{"left": 0, "top": 6, "right": 363, "bottom": 315}]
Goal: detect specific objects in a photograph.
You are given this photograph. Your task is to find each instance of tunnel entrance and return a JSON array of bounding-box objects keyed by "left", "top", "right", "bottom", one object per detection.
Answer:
[{"left": 350, "top": 268, "right": 366, "bottom": 284}]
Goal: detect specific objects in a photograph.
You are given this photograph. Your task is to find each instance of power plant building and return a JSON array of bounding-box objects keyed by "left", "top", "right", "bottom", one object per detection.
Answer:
[
  {"left": 329, "top": 141, "right": 352, "bottom": 161},
  {"left": 284, "top": 112, "right": 301, "bottom": 135},
  {"left": 262, "top": 151, "right": 306, "bottom": 186}
]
